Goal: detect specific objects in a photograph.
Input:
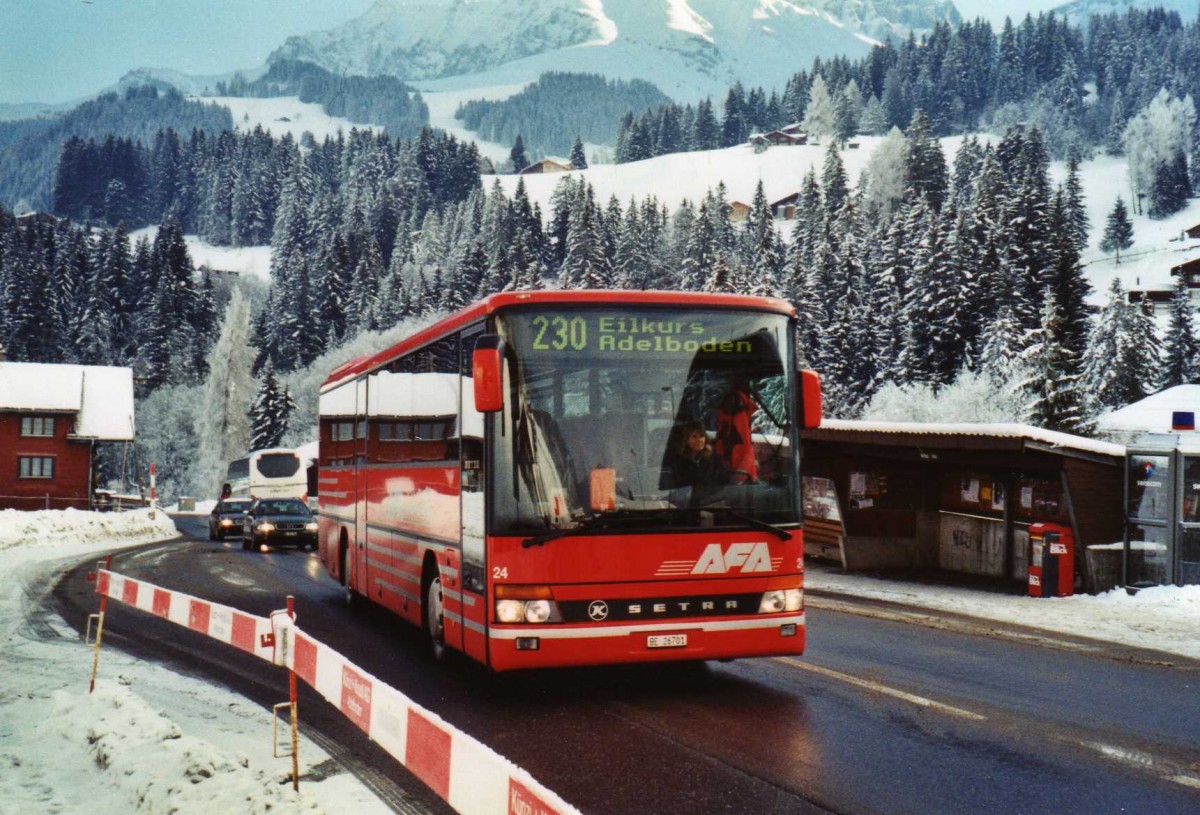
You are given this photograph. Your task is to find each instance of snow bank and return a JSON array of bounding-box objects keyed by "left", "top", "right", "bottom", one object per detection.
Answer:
[
  {"left": 807, "top": 565, "right": 1200, "bottom": 660},
  {"left": 0, "top": 508, "right": 178, "bottom": 552}
]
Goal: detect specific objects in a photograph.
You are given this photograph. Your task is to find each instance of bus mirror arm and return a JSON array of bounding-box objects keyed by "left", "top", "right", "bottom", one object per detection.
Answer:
[
  {"left": 798, "top": 369, "right": 822, "bottom": 430},
  {"left": 473, "top": 335, "right": 506, "bottom": 413}
]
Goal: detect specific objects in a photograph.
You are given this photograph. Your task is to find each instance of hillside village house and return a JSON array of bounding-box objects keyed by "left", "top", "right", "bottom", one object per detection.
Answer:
[
  {"left": 1126, "top": 254, "right": 1200, "bottom": 314},
  {"left": 0, "top": 352, "right": 135, "bottom": 511},
  {"left": 519, "top": 159, "right": 574, "bottom": 175}
]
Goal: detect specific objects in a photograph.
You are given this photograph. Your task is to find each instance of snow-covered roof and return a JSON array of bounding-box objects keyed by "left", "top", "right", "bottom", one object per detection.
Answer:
[
  {"left": 0, "top": 362, "right": 134, "bottom": 441},
  {"left": 1098, "top": 385, "right": 1200, "bottom": 434},
  {"left": 809, "top": 419, "right": 1125, "bottom": 459}
]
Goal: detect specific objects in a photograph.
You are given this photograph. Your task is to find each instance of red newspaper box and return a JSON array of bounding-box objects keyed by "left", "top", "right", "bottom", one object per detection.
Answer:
[{"left": 1029, "top": 522, "right": 1075, "bottom": 597}]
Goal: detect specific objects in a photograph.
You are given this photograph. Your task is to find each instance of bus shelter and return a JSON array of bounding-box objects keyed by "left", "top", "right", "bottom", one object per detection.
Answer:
[
  {"left": 799, "top": 420, "right": 1126, "bottom": 593},
  {"left": 1125, "top": 432, "right": 1200, "bottom": 587}
]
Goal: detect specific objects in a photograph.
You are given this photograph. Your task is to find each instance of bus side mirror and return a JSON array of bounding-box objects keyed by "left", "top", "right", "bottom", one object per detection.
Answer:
[
  {"left": 473, "top": 335, "right": 505, "bottom": 413},
  {"left": 799, "top": 369, "right": 822, "bottom": 429}
]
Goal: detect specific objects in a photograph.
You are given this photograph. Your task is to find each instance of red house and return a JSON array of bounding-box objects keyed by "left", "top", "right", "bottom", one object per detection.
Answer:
[{"left": 0, "top": 356, "right": 135, "bottom": 511}]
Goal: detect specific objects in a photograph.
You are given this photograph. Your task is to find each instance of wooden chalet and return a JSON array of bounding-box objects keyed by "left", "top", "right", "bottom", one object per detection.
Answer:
[
  {"left": 770, "top": 193, "right": 801, "bottom": 220},
  {"left": 728, "top": 201, "right": 751, "bottom": 222},
  {"left": 519, "top": 159, "right": 574, "bottom": 175}
]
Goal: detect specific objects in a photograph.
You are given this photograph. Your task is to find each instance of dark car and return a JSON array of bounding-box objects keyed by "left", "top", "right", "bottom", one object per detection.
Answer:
[
  {"left": 208, "top": 498, "right": 253, "bottom": 540},
  {"left": 241, "top": 498, "right": 318, "bottom": 552}
]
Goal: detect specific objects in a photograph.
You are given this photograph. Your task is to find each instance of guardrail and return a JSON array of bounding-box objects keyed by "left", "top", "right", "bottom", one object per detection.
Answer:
[{"left": 87, "top": 563, "right": 581, "bottom": 815}]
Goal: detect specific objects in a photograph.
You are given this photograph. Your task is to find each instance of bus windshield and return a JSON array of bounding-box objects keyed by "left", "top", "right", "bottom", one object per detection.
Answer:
[{"left": 491, "top": 307, "right": 797, "bottom": 535}]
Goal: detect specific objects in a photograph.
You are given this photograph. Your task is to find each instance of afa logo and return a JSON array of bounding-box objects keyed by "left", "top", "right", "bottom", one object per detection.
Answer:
[{"left": 691, "top": 542, "right": 774, "bottom": 574}]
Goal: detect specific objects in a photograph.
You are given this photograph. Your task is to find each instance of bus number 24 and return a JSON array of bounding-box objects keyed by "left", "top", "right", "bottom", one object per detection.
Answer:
[{"left": 493, "top": 566, "right": 509, "bottom": 579}]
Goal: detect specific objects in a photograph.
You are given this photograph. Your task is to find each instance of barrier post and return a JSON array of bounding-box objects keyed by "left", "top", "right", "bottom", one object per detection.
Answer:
[
  {"left": 287, "top": 595, "right": 299, "bottom": 792},
  {"left": 86, "top": 555, "right": 113, "bottom": 693},
  {"left": 267, "top": 597, "right": 301, "bottom": 791},
  {"left": 148, "top": 463, "right": 157, "bottom": 520}
]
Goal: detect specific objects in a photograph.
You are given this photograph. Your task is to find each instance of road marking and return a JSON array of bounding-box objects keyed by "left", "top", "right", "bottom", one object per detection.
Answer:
[
  {"left": 775, "top": 657, "right": 987, "bottom": 721},
  {"left": 1079, "top": 740, "right": 1200, "bottom": 790}
]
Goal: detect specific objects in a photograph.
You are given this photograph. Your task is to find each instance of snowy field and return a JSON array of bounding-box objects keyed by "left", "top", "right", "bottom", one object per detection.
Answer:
[
  {"left": 421, "top": 84, "right": 529, "bottom": 164},
  {"left": 203, "top": 96, "right": 382, "bottom": 142},
  {"left": 0, "top": 508, "right": 392, "bottom": 815}
]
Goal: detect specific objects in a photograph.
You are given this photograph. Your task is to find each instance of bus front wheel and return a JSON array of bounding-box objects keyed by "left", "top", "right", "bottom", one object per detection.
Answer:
[{"left": 340, "top": 541, "right": 358, "bottom": 611}]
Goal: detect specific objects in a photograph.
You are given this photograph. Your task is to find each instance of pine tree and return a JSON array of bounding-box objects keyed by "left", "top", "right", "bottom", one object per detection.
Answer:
[
  {"left": 801, "top": 75, "right": 837, "bottom": 144},
  {"left": 1064, "top": 145, "right": 1089, "bottom": 252},
  {"left": 1099, "top": 197, "right": 1134, "bottom": 260},
  {"left": 509, "top": 134, "right": 528, "bottom": 173},
  {"left": 903, "top": 109, "right": 948, "bottom": 211},
  {"left": 249, "top": 366, "right": 296, "bottom": 452},
  {"left": 570, "top": 135, "right": 588, "bottom": 170},
  {"left": 196, "top": 291, "right": 256, "bottom": 494},
  {"left": 1019, "top": 290, "right": 1090, "bottom": 434},
  {"left": 1081, "top": 280, "right": 1159, "bottom": 416},
  {"left": 1161, "top": 273, "right": 1200, "bottom": 388}
]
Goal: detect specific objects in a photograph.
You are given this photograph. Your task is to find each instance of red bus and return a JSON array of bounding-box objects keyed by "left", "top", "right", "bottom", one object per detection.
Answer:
[{"left": 317, "top": 290, "right": 822, "bottom": 671}]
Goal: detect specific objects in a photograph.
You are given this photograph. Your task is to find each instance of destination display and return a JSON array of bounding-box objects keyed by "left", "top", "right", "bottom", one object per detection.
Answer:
[{"left": 507, "top": 309, "right": 775, "bottom": 359}]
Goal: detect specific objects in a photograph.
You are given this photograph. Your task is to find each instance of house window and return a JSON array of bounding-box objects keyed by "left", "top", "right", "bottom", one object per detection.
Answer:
[
  {"left": 18, "top": 456, "right": 55, "bottom": 479},
  {"left": 20, "top": 416, "right": 55, "bottom": 437},
  {"left": 330, "top": 421, "right": 354, "bottom": 441}
]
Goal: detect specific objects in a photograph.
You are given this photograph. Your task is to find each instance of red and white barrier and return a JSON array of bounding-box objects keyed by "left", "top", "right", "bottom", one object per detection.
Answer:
[{"left": 94, "top": 569, "right": 581, "bottom": 815}]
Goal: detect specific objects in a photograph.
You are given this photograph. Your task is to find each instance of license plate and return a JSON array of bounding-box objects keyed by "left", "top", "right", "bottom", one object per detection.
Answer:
[
  {"left": 284, "top": 531, "right": 297, "bottom": 536},
  {"left": 647, "top": 634, "right": 687, "bottom": 649}
]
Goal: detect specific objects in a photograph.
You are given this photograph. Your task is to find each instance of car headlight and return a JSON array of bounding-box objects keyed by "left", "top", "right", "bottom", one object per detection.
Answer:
[
  {"left": 759, "top": 588, "right": 803, "bottom": 613},
  {"left": 220, "top": 519, "right": 233, "bottom": 527},
  {"left": 257, "top": 522, "right": 275, "bottom": 532},
  {"left": 305, "top": 522, "right": 318, "bottom": 531}
]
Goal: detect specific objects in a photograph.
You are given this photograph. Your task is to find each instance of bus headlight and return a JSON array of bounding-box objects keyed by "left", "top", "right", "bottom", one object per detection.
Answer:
[
  {"left": 494, "top": 586, "right": 562, "bottom": 624},
  {"left": 524, "top": 600, "right": 552, "bottom": 623},
  {"left": 496, "top": 599, "right": 526, "bottom": 624},
  {"left": 759, "top": 588, "right": 803, "bottom": 613}
]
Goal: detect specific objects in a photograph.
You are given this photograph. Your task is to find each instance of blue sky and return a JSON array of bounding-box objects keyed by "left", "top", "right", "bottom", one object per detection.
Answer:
[
  {"left": 0, "top": 0, "right": 373, "bottom": 104},
  {"left": 0, "top": 0, "right": 1072, "bottom": 106}
]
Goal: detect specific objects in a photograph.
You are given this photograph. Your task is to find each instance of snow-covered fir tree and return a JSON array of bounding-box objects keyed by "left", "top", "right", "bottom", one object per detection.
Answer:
[
  {"left": 1161, "top": 274, "right": 1200, "bottom": 388},
  {"left": 1099, "top": 197, "right": 1134, "bottom": 259},
  {"left": 195, "top": 291, "right": 256, "bottom": 495},
  {"left": 250, "top": 366, "right": 296, "bottom": 452}
]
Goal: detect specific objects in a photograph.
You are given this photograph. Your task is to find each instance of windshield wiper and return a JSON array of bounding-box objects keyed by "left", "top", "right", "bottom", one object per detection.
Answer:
[
  {"left": 706, "top": 508, "right": 792, "bottom": 541},
  {"left": 520, "top": 508, "right": 790, "bottom": 547}
]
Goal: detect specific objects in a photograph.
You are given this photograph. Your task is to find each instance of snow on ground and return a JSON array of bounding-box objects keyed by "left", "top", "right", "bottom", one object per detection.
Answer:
[
  {"left": 420, "top": 83, "right": 530, "bottom": 164},
  {"left": 202, "top": 96, "right": 382, "bottom": 142},
  {"left": 0, "top": 508, "right": 392, "bottom": 815},
  {"left": 806, "top": 562, "right": 1200, "bottom": 661},
  {"left": 130, "top": 226, "right": 273, "bottom": 283}
]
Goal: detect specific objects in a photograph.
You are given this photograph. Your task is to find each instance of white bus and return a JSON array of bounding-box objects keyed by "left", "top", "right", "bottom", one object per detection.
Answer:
[{"left": 222, "top": 448, "right": 308, "bottom": 501}]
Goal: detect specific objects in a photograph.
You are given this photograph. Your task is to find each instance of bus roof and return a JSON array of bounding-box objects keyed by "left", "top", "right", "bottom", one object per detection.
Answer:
[{"left": 320, "top": 290, "right": 795, "bottom": 393}]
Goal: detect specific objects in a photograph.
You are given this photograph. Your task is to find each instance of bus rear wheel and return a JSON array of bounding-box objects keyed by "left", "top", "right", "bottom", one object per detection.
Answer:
[{"left": 425, "top": 575, "right": 446, "bottom": 661}]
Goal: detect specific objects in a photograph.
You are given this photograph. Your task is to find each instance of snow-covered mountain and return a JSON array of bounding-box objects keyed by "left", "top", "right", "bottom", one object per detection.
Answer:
[
  {"left": 270, "top": 0, "right": 960, "bottom": 100},
  {"left": 1052, "top": 0, "right": 1198, "bottom": 24}
]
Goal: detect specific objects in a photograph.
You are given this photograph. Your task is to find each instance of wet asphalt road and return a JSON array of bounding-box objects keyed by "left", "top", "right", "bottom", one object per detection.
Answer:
[{"left": 50, "top": 519, "right": 1200, "bottom": 815}]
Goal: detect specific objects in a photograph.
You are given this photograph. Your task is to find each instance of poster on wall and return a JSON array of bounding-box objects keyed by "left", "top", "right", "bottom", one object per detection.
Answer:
[
  {"left": 850, "top": 472, "right": 866, "bottom": 498},
  {"left": 961, "top": 477, "right": 980, "bottom": 503},
  {"left": 803, "top": 477, "right": 842, "bottom": 521},
  {"left": 1020, "top": 486, "right": 1033, "bottom": 509},
  {"left": 992, "top": 482, "right": 1006, "bottom": 511}
]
